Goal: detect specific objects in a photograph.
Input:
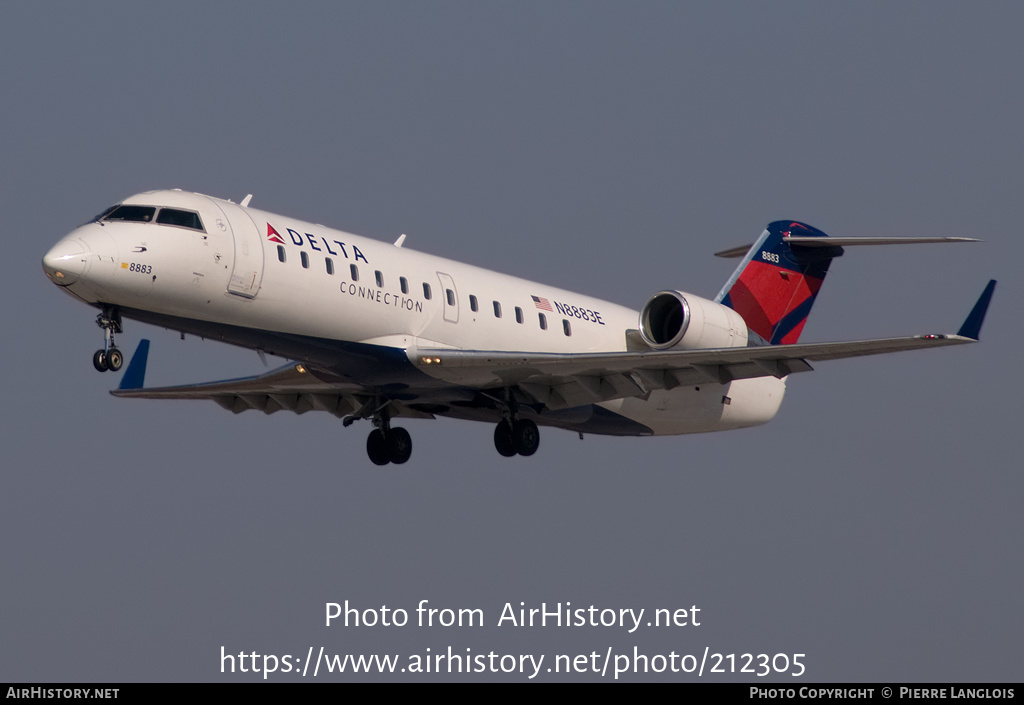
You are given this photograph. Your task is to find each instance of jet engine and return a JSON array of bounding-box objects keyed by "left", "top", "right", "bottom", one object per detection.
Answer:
[{"left": 638, "top": 290, "right": 749, "bottom": 350}]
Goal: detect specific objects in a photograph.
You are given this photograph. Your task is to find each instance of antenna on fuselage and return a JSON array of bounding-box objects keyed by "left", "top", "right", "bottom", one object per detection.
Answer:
[
  {"left": 240, "top": 194, "right": 253, "bottom": 207},
  {"left": 394, "top": 234, "right": 406, "bottom": 247}
]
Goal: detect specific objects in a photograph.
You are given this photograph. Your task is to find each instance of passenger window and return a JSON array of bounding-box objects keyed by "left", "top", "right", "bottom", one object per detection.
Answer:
[
  {"left": 300, "top": 251, "right": 309, "bottom": 269},
  {"left": 563, "top": 320, "right": 572, "bottom": 336},
  {"left": 400, "top": 277, "right": 409, "bottom": 294},
  {"left": 375, "top": 270, "right": 384, "bottom": 287},
  {"left": 156, "top": 208, "right": 204, "bottom": 231},
  {"left": 423, "top": 283, "right": 432, "bottom": 299},
  {"left": 446, "top": 289, "right": 455, "bottom": 306},
  {"left": 493, "top": 301, "right": 502, "bottom": 318},
  {"left": 538, "top": 313, "right": 547, "bottom": 330},
  {"left": 350, "top": 264, "right": 359, "bottom": 281},
  {"left": 515, "top": 306, "right": 523, "bottom": 324},
  {"left": 469, "top": 295, "right": 478, "bottom": 312},
  {"left": 325, "top": 257, "right": 334, "bottom": 275},
  {"left": 103, "top": 205, "right": 155, "bottom": 223},
  {"left": 277, "top": 245, "right": 286, "bottom": 263}
]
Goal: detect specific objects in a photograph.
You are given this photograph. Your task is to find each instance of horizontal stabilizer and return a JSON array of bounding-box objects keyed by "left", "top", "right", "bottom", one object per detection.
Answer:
[
  {"left": 715, "top": 235, "right": 979, "bottom": 258},
  {"left": 785, "top": 236, "right": 979, "bottom": 247}
]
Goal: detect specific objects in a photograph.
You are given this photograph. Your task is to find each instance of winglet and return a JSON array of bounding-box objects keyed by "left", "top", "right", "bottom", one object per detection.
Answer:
[
  {"left": 118, "top": 339, "right": 150, "bottom": 390},
  {"left": 957, "top": 280, "right": 996, "bottom": 340}
]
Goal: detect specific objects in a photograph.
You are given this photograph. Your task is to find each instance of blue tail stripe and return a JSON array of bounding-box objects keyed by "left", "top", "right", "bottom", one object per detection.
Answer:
[{"left": 769, "top": 293, "right": 819, "bottom": 345}]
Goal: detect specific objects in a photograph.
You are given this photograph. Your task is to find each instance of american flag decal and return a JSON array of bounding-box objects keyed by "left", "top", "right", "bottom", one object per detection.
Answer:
[{"left": 532, "top": 295, "right": 552, "bottom": 311}]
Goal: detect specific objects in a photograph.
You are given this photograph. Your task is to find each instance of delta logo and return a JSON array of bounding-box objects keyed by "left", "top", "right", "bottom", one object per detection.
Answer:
[
  {"left": 265, "top": 222, "right": 369, "bottom": 263},
  {"left": 266, "top": 223, "right": 286, "bottom": 244}
]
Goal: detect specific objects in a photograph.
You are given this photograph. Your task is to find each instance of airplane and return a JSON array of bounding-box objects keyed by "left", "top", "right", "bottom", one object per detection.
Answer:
[{"left": 41, "top": 189, "right": 995, "bottom": 465}]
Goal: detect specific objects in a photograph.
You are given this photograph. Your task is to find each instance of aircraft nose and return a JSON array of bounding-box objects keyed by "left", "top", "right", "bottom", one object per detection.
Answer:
[{"left": 42, "top": 239, "right": 90, "bottom": 286}]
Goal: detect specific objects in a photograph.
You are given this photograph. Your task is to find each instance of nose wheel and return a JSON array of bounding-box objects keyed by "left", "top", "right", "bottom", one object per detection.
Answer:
[
  {"left": 92, "top": 348, "right": 123, "bottom": 372},
  {"left": 93, "top": 307, "right": 123, "bottom": 372}
]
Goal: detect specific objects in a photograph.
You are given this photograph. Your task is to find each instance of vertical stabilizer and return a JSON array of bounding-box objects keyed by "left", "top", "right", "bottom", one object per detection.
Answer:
[{"left": 715, "top": 221, "right": 842, "bottom": 345}]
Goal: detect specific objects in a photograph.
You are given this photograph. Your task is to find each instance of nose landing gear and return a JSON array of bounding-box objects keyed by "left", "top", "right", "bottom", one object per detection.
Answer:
[{"left": 92, "top": 308, "right": 123, "bottom": 372}]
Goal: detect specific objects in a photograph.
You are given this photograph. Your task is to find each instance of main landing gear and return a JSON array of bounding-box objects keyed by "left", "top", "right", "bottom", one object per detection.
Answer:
[
  {"left": 366, "top": 426, "right": 412, "bottom": 466},
  {"left": 92, "top": 307, "right": 123, "bottom": 372},
  {"left": 345, "top": 401, "right": 413, "bottom": 466},
  {"left": 492, "top": 389, "right": 540, "bottom": 458},
  {"left": 493, "top": 418, "right": 540, "bottom": 457}
]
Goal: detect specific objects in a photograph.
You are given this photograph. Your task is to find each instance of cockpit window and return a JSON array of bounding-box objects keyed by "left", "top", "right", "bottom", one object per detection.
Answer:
[
  {"left": 103, "top": 205, "right": 156, "bottom": 223},
  {"left": 156, "top": 208, "right": 204, "bottom": 231},
  {"left": 97, "top": 204, "right": 205, "bottom": 232},
  {"left": 91, "top": 205, "right": 120, "bottom": 222}
]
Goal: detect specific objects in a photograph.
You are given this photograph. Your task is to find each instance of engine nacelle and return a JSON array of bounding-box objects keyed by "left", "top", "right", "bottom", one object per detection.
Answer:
[{"left": 638, "top": 290, "right": 749, "bottom": 350}]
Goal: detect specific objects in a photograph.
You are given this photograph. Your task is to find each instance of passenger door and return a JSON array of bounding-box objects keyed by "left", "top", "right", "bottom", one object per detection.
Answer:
[
  {"left": 215, "top": 200, "right": 265, "bottom": 298},
  {"left": 436, "top": 272, "right": 459, "bottom": 323}
]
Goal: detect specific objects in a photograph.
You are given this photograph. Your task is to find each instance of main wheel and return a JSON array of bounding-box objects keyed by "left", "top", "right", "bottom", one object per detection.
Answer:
[
  {"left": 512, "top": 419, "right": 539, "bottom": 456},
  {"left": 385, "top": 427, "right": 412, "bottom": 465},
  {"left": 93, "top": 350, "right": 108, "bottom": 372},
  {"left": 366, "top": 429, "right": 390, "bottom": 466},
  {"left": 494, "top": 420, "right": 516, "bottom": 457},
  {"left": 106, "top": 348, "right": 124, "bottom": 372}
]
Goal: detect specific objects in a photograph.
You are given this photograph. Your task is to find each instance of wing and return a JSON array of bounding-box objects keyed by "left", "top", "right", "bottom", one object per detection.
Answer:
[
  {"left": 111, "top": 344, "right": 435, "bottom": 420},
  {"left": 111, "top": 280, "right": 994, "bottom": 416},
  {"left": 409, "top": 280, "right": 996, "bottom": 410}
]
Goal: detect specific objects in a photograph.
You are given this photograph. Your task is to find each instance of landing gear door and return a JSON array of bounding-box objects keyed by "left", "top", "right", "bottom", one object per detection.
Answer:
[
  {"left": 437, "top": 272, "right": 459, "bottom": 323},
  {"left": 216, "top": 201, "right": 264, "bottom": 298}
]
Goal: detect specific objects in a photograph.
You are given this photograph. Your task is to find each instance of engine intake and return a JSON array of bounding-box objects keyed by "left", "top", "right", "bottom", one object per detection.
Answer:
[
  {"left": 638, "top": 290, "right": 748, "bottom": 350},
  {"left": 639, "top": 291, "right": 691, "bottom": 349}
]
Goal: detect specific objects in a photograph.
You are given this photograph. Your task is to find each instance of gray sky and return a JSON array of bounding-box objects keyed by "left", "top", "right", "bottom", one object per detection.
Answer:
[{"left": 2, "top": 1, "right": 1020, "bottom": 682}]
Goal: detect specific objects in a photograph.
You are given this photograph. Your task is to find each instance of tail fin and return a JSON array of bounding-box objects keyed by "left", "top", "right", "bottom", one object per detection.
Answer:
[{"left": 714, "top": 221, "right": 841, "bottom": 345}]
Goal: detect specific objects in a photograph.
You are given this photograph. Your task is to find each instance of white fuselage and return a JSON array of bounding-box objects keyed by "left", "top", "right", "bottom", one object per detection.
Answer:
[{"left": 43, "top": 189, "right": 785, "bottom": 436}]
